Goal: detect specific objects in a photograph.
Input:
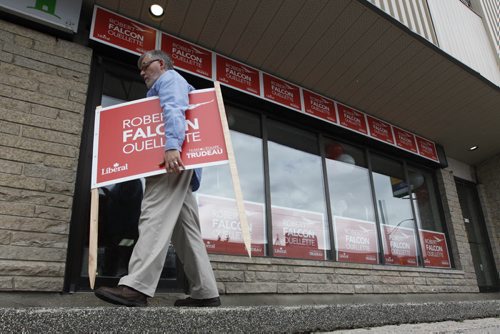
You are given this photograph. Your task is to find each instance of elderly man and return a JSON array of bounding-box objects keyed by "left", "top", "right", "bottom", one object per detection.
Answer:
[{"left": 94, "top": 50, "right": 220, "bottom": 307}]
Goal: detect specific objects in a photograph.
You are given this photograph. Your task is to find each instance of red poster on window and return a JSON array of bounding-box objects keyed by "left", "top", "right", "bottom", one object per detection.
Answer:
[
  {"left": 337, "top": 103, "right": 368, "bottom": 135},
  {"left": 91, "top": 89, "right": 228, "bottom": 188},
  {"left": 272, "top": 206, "right": 327, "bottom": 260},
  {"left": 262, "top": 74, "right": 302, "bottom": 111},
  {"left": 393, "top": 127, "right": 418, "bottom": 153},
  {"left": 420, "top": 230, "right": 451, "bottom": 268},
  {"left": 160, "top": 33, "right": 213, "bottom": 79},
  {"left": 303, "top": 90, "right": 337, "bottom": 123},
  {"left": 416, "top": 136, "right": 439, "bottom": 162},
  {"left": 198, "top": 194, "right": 266, "bottom": 256},
  {"left": 382, "top": 225, "right": 418, "bottom": 266},
  {"left": 334, "top": 216, "right": 379, "bottom": 264},
  {"left": 367, "top": 116, "right": 395, "bottom": 144},
  {"left": 90, "top": 6, "right": 157, "bottom": 56},
  {"left": 216, "top": 55, "right": 260, "bottom": 96}
]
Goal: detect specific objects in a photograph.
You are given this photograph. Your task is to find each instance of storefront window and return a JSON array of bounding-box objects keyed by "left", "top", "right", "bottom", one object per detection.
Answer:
[
  {"left": 198, "top": 107, "right": 267, "bottom": 256},
  {"left": 371, "top": 154, "right": 419, "bottom": 266},
  {"left": 409, "top": 167, "right": 451, "bottom": 268},
  {"left": 325, "top": 140, "right": 378, "bottom": 264},
  {"left": 268, "top": 120, "right": 330, "bottom": 260}
]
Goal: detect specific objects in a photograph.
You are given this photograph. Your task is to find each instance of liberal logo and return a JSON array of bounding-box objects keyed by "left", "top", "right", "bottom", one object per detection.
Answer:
[{"left": 101, "top": 162, "right": 128, "bottom": 175}]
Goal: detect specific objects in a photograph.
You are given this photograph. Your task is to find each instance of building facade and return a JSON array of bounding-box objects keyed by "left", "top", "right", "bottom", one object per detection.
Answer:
[{"left": 0, "top": 0, "right": 498, "bottom": 297}]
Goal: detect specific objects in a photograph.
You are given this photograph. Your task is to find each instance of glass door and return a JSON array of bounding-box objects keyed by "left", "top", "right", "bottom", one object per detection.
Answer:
[{"left": 456, "top": 178, "right": 499, "bottom": 292}]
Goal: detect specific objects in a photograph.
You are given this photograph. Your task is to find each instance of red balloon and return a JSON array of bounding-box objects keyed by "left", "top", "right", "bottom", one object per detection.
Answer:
[{"left": 326, "top": 143, "right": 344, "bottom": 159}]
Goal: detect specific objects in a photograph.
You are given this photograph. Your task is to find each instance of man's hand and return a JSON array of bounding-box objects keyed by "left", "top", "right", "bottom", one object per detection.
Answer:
[{"left": 159, "top": 149, "right": 185, "bottom": 173}]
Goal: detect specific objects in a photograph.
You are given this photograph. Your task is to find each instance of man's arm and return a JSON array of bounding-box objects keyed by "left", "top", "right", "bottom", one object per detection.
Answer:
[{"left": 155, "top": 72, "right": 190, "bottom": 173}]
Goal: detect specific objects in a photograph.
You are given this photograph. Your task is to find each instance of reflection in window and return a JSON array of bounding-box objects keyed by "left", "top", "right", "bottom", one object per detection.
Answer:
[
  {"left": 325, "top": 141, "right": 374, "bottom": 222},
  {"left": 409, "top": 168, "right": 443, "bottom": 232},
  {"left": 325, "top": 141, "right": 378, "bottom": 264},
  {"left": 371, "top": 154, "right": 419, "bottom": 266},
  {"left": 268, "top": 120, "right": 329, "bottom": 260},
  {"left": 198, "top": 108, "right": 266, "bottom": 256}
]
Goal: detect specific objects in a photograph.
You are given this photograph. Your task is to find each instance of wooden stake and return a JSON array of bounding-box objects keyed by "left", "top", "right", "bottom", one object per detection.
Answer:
[
  {"left": 214, "top": 82, "right": 252, "bottom": 257},
  {"left": 88, "top": 187, "right": 99, "bottom": 288}
]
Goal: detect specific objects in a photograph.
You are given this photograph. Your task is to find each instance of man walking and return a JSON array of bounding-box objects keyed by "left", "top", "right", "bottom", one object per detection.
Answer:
[{"left": 94, "top": 50, "right": 220, "bottom": 307}]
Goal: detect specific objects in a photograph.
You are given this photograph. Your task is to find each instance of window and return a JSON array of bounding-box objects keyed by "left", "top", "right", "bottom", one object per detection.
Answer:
[
  {"left": 268, "top": 120, "right": 330, "bottom": 260},
  {"left": 198, "top": 106, "right": 267, "bottom": 256}
]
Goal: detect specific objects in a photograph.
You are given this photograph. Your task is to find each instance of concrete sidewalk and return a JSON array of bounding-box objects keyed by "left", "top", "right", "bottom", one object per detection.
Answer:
[
  {"left": 0, "top": 292, "right": 498, "bottom": 333},
  {"left": 326, "top": 317, "right": 500, "bottom": 333}
]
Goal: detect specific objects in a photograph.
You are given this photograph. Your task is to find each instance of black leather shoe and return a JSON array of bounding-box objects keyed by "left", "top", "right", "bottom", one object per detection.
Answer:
[
  {"left": 94, "top": 286, "right": 148, "bottom": 307},
  {"left": 174, "top": 296, "right": 221, "bottom": 307}
]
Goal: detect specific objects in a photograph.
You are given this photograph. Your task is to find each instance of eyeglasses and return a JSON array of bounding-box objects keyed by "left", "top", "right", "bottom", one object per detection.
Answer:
[{"left": 139, "top": 59, "right": 160, "bottom": 71}]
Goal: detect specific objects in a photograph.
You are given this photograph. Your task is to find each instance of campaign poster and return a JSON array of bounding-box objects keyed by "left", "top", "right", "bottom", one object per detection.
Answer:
[
  {"left": 381, "top": 224, "right": 418, "bottom": 266},
  {"left": 262, "top": 74, "right": 302, "bottom": 111},
  {"left": 334, "top": 216, "right": 379, "bottom": 264},
  {"left": 420, "top": 229, "right": 451, "bottom": 268},
  {"left": 160, "top": 33, "right": 213, "bottom": 79},
  {"left": 393, "top": 127, "right": 418, "bottom": 153},
  {"left": 90, "top": 6, "right": 157, "bottom": 56},
  {"left": 92, "top": 89, "right": 228, "bottom": 188},
  {"left": 272, "top": 206, "right": 327, "bottom": 260},
  {"left": 216, "top": 55, "right": 260, "bottom": 96},
  {"left": 367, "top": 115, "right": 395, "bottom": 144},
  {"left": 303, "top": 90, "right": 337, "bottom": 123},
  {"left": 336, "top": 103, "right": 368, "bottom": 135},
  {"left": 416, "top": 136, "right": 439, "bottom": 162},
  {"left": 198, "top": 194, "right": 266, "bottom": 256}
]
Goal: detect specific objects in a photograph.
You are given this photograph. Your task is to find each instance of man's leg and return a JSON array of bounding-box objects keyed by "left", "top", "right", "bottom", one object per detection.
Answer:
[
  {"left": 171, "top": 191, "right": 219, "bottom": 303},
  {"left": 120, "top": 171, "right": 193, "bottom": 296}
]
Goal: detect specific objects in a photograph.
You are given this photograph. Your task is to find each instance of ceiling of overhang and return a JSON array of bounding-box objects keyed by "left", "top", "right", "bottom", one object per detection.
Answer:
[{"left": 81, "top": 0, "right": 500, "bottom": 166}]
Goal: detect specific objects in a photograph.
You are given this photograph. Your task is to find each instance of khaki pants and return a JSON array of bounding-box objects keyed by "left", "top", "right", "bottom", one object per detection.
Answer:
[{"left": 119, "top": 170, "right": 219, "bottom": 299}]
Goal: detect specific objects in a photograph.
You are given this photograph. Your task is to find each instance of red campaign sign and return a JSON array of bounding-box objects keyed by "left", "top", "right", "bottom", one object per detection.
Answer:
[
  {"left": 303, "top": 90, "right": 337, "bottom": 123},
  {"left": 262, "top": 74, "right": 302, "bottom": 111},
  {"left": 416, "top": 136, "right": 439, "bottom": 162},
  {"left": 334, "top": 216, "right": 379, "bottom": 264},
  {"left": 198, "top": 194, "right": 266, "bottom": 256},
  {"left": 393, "top": 127, "right": 418, "bottom": 153},
  {"left": 367, "top": 116, "right": 395, "bottom": 144},
  {"left": 161, "top": 33, "right": 213, "bottom": 79},
  {"left": 272, "top": 206, "right": 327, "bottom": 260},
  {"left": 90, "top": 6, "right": 157, "bottom": 56},
  {"left": 216, "top": 55, "right": 260, "bottom": 96},
  {"left": 91, "top": 89, "right": 228, "bottom": 188},
  {"left": 420, "top": 229, "right": 451, "bottom": 268},
  {"left": 337, "top": 103, "right": 368, "bottom": 135},
  {"left": 381, "top": 225, "right": 418, "bottom": 266}
]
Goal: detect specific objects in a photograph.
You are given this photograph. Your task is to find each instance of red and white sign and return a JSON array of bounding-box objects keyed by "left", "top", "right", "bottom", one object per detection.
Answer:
[
  {"left": 416, "top": 136, "right": 439, "bottom": 162},
  {"left": 161, "top": 33, "right": 213, "bottom": 79},
  {"left": 303, "top": 90, "right": 337, "bottom": 123},
  {"left": 90, "top": 6, "right": 157, "bottom": 56},
  {"left": 393, "top": 127, "right": 418, "bottom": 153},
  {"left": 334, "top": 216, "right": 379, "bottom": 264},
  {"left": 272, "top": 206, "right": 327, "bottom": 260},
  {"left": 216, "top": 55, "right": 260, "bottom": 96},
  {"left": 198, "top": 194, "right": 266, "bottom": 256},
  {"left": 337, "top": 103, "right": 368, "bottom": 135},
  {"left": 91, "top": 88, "right": 228, "bottom": 188},
  {"left": 420, "top": 229, "right": 451, "bottom": 268},
  {"left": 367, "top": 116, "right": 395, "bottom": 144},
  {"left": 263, "top": 74, "right": 302, "bottom": 111},
  {"left": 382, "top": 225, "right": 418, "bottom": 266}
]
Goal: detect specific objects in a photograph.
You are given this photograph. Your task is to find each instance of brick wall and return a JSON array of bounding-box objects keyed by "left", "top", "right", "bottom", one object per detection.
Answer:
[
  {"left": 476, "top": 154, "right": 500, "bottom": 279},
  {"left": 0, "top": 19, "right": 92, "bottom": 291}
]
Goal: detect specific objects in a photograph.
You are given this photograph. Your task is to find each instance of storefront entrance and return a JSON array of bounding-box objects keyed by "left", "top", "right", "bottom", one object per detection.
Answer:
[
  {"left": 65, "top": 54, "right": 185, "bottom": 292},
  {"left": 456, "top": 178, "right": 499, "bottom": 292}
]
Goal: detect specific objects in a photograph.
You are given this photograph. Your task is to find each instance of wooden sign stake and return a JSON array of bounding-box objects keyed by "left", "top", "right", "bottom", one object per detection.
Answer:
[
  {"left": 214, "top": 82, "right": 252, "bottom": 257},
  {"left": 88, "top": 187, "right": 99, "bottom": 289}
]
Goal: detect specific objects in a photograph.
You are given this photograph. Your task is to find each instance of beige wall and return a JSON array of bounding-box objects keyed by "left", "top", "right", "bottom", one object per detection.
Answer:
[{"left": 0, "top": 19, "right": 91, "bottom": 291}]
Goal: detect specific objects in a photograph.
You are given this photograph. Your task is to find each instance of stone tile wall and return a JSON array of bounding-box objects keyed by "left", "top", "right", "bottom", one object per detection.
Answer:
[
  {"left": 0, "top": 19, "right": 92, "bottom": 291},
  {"left": 476, "top": 154, "right": 500, "bottom": 281}
]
